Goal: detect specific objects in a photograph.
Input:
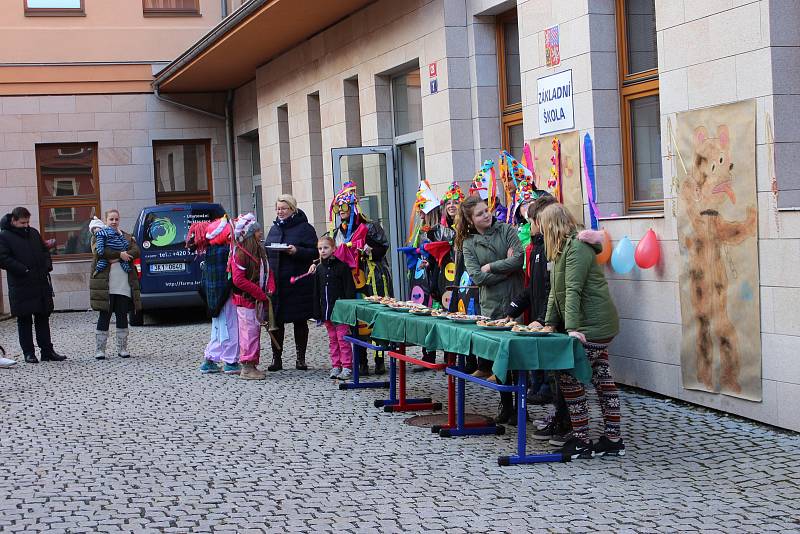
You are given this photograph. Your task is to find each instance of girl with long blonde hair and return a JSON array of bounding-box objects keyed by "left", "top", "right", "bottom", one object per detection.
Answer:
[{"left": 537, "top": 202, "right": 623, "bottom": 460}]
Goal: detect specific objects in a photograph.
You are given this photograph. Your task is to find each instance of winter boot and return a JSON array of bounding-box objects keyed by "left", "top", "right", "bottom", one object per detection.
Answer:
[
  {"left": 359, "top": 352, "right": 370, "bottom": 376},
  {"left": 240, "top": 362, "right": 266, "bottom": 380},
  {"left": 95, "top": 330, "right": 109, "bottom": 360},
  {"left": 116, "top": 328, "right": 130, "bottom": 358},
  {"left": 267, "top": 354, "right": 283, "bottom": 372},
  {"left": 294, "top": 323, "right": 309, "bottom": 370},
  {"left": 374, "top": 354, "right": 386, "bottom": 375}
]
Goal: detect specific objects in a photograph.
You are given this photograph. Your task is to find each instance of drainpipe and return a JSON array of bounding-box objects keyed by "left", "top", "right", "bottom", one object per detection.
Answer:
[
  {"left": 152, "top": 87, "right": 237, "bottom": 213},
  {"left": 221, "top": 0, "right": 228, "bottom": 18},
  {"left": 225, "top": 89, "right": 239, "bottom": 215}
]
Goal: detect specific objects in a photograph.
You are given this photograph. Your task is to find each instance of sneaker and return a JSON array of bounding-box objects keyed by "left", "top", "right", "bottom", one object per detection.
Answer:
[
  {"left": 338, "top": 368, "right": 352, "bottom": 381},
  {"left": 594, "top": 436, "right": 626, "bottom": 457},
  {"left": 0, "top": 356, "right": 18, "bottom": 369},
  {"left": 199, "top": 360, "right": 221, "bottom": 374},
  {"left": 549, "top": 431, "right": 573, "bottom": 447},
  {"left": 329, "top": 367, "right": 342, "bottom": 379},
  {"left": 532, "top": 420, "right": 560, "bottom": 441},
  {"left": 223, "top": 362, "right": 241, "bottom": 375},
  {"left": 560, "top": 436, "right": 594, "bottom": 460}
]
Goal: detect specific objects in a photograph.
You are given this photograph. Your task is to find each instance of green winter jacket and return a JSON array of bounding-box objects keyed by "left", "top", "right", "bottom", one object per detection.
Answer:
[
  {"left": 462, "top": 220, "right": 524, "bottom": 319},
  {"left": 545, "top": 231, "right": 619, "bottom": 341}
]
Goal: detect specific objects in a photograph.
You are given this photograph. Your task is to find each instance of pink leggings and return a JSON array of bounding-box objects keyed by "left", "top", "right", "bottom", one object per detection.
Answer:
[
  {"left": 324, "top": 321, "right": 352, "bottom": 369},
  {"left": 236, "top": 306, "right": 261, "bottom": 364}
]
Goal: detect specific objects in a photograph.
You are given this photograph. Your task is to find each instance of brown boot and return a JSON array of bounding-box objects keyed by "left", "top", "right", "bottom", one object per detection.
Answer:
[{"left": 240, "top": 362, "right": 266, "bottom": 380}]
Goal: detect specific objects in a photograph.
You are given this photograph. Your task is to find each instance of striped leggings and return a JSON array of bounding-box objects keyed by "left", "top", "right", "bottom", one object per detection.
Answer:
[{"left": 558, "top": 341, "right": 621, "bottom": 441}]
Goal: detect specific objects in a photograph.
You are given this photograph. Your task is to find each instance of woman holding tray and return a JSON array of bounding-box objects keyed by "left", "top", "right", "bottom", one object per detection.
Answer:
[
  {"left": 537, "top": 202, "right": 624, "bottom": 460},
  {"left": 264, "top": 194, "right": 318, "bottom": 372}
]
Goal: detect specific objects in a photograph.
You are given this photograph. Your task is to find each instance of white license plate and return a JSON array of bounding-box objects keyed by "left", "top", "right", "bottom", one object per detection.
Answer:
[{"left": 149, "top": 262, "right": 186, "bottom": 273}]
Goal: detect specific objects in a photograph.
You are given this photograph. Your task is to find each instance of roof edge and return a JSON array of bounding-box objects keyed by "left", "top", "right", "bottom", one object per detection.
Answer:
[{"left": 153, "top": 0, "right": 271, "bottom": 91}]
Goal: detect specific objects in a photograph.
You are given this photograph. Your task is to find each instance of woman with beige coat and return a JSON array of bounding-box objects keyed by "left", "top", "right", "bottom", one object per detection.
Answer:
[{"left": 89, "top": 209, "right": 142, "bottom": 360}]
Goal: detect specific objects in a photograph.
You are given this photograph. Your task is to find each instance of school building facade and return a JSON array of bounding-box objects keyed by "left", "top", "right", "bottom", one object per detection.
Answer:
[{"left": 2, "top": 0, "right": 800, "bottom": 431}]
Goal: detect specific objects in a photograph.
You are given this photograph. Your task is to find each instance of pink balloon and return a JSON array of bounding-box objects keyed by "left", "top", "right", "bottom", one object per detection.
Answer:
[{"left": 635, "top": 229, "right": 660, "bottom": 269}]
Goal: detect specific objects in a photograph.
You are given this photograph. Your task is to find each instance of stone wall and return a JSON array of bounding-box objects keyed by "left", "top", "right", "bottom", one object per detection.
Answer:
[{"left": 0, "top": 93, "right": 228, "bottom": 312}]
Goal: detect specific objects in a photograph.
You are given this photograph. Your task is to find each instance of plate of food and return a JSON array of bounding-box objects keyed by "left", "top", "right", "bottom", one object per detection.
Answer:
[
  {"left": 511, "top": 324, "right": 551, "bottom": 336},
  {"left": 431, "top": 309, "right": 450, "bottom": 319},
  {"left": 477, "top": 318, "right": 517, "bottom": 330},
  {"left": 378, "top": 297, "right": 397, "bottom": 305},
  {"left": 409, "top": 307, "right": 432, "bottom": 315},
  {"left": 448, "top": 313, "right": 487, "bottom": 324}
]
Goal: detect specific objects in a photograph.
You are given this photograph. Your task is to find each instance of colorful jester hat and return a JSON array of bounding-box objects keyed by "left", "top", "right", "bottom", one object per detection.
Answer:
[
  {"left": 328, "top": 180, "right": 361, "bottom": 239},
  {"left": 439, "top": 181, "right": 465, "bottom": 225},
  {"left": 498, "top": 150, "right": 535, "bottom": 223},
  {"left": 407, "top": 179, "right": 440, "bottom": 243},
  {"left": 440, "top": 181, "right": 465, "bottom": 205},
  {"left": 469, "top": 160, "right": 497, "bottom": 211}
]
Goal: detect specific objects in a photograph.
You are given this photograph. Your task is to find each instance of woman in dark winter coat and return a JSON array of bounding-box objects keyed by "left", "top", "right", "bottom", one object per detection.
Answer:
[
  {"left": 264, "top": 194, "right": 318, "bottom": 371},
  {"left": 0, "top": 207, "right": 64, "bottom": 363}
]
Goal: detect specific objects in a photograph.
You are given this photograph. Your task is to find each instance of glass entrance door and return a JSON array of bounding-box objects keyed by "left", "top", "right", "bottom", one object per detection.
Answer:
[
  {"left": 395, "top": 139, "right": 425, "bottom": 299},
  {"left": 331, "top": 146, "right": 401, "bottom": 297}
]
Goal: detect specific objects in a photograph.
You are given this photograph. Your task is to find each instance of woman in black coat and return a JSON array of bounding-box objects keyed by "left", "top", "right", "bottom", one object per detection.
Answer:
[
  {"left": 0, "top": 207, "right": 64, "bottom": 363},
  {"left": 264, "top": 194, "right": 318, "bottom": 371}
]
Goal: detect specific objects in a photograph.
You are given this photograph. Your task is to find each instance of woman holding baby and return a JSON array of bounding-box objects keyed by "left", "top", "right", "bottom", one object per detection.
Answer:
[{"left": 89, "top": 208, "right": 141, "bottom": 360}]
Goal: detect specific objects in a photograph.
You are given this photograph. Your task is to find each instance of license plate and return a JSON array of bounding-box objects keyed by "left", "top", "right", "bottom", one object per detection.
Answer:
[{"left": 149, "top": 262, "right": 186, "bottom": 273}]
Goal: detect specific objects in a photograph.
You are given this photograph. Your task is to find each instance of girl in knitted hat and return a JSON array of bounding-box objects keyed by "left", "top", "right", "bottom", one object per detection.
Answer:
[{"left": 231, "top": 213, "right": 269, "bottom": 380}]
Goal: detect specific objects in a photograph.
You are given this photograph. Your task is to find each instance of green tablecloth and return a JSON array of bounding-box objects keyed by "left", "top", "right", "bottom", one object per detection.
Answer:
[{"left": 330, "top": 299, "right": 591, "bottom": 383}]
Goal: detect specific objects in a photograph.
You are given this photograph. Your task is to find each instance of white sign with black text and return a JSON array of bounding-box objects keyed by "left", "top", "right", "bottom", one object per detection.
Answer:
[{"left": 537, "top": 69, "right": 574, "bottom": 135}]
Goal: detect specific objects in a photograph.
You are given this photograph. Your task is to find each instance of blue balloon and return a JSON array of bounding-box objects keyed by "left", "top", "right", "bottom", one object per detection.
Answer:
[{"left": 611, "top": 236, "right": 636, "bottom": 274}]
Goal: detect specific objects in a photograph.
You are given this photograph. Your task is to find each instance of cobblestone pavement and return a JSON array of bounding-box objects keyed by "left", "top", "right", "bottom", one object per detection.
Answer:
[{"left": 1, "top": 312, "right": 799, "bottom": 533}]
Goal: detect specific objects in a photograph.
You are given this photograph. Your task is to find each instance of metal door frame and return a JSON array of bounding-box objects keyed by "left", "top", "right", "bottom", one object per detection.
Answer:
[{"left": 331, "top": 145, "right": 401, "bottom": 297}]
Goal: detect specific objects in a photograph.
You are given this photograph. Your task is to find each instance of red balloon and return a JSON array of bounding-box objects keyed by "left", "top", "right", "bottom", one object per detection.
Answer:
[{"left": 635, "top": 229, "right": 660, "bottom": 269}]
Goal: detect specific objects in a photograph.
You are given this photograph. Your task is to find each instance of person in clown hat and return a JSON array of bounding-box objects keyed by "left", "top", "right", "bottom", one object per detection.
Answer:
[
  {"left": 425, "top": 181, "right": 463, "bottom": 316},
  {"left": 330, "top": 181, "right": 393, "bottom": 375}
]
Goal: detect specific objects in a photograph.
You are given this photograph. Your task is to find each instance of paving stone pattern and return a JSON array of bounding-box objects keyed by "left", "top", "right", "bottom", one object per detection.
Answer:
[{"left": 1, "top": 312, "right": 799, "bottom": 533}]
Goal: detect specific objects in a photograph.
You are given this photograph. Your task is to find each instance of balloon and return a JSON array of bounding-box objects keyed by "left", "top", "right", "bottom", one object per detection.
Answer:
[
  {"left": 635, "top": 229, "right": 661, "bottom": 269},
  {"left": 611, "top": 236, "right": 636, "bottom": 274},
  {"left": 596, "top": 229, "right": 612, "bottom": 265}
]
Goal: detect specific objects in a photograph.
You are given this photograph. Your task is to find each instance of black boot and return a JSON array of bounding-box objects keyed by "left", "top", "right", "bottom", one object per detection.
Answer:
[
  {"left": 374, "top": 355, "right": 386, "bottom": 375},
  {"left": 294, "top": 322, "right": 309, "bottom": 370},
  {"left": 359, "top": 352, "right": 370, "bottom": 376},
  {"left": 463, "top": 355, "right": 478, "bottom": 375},
  {"left": 413, "top": 350, "right": 435, "bottom": 373},
  {"left": 495, "top": 396, "right": 514, "bottom": 425},
  {"left": 267, "top": 355, "right": 283, "bottom": 372},
  {"left": 40, "top": 349, "right": 66, "bottom": 362},
  {"left": 24, "top": 353, "right": 38, "bottom": 364}
]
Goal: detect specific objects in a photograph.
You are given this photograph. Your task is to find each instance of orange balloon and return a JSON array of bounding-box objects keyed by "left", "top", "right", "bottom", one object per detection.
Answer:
[{"left": 596, "top": 229, "right": 612, "bottom": 264}]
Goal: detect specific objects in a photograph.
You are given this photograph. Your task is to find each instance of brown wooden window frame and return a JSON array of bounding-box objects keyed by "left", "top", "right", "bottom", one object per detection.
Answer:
[
  {"left": 152, "top": 139, "right": 214, "bottom": 204},
  {"left": 616, "top": 0, "right": 662, "bottom": 213},
  {"left": 142, "top": 0, "right": 201, "bottom": 17},
  {"left": 497, "top": 9, "right": 523, "bottom": 153},
  {"left": 35, "top": 142, "right": 100, "bottom": 261},
  {"left": 24, "top": 0, "right": 85, "bottom": 17}
]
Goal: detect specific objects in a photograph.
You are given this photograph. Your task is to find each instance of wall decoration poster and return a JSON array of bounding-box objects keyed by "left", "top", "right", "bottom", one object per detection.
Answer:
[
  {"left": 676, "top": 99, "right": 761, "bottom": 401},
  {"left": 545, "top": 25, "right": 560, "bottom": 67},
  {"left": 529, "top": 130, "right": 584, "bottom": 225}
]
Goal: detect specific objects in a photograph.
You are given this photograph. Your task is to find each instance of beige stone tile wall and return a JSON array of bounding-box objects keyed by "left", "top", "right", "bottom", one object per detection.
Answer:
[
  {"left": 0, "top": 93, "right": 228, "bottom": 313},
  {"left": 230, "top": 0, "right": 799, "bottom": 430},
  {"left": 606, "top": 0, "right": 800, "bottom": 431}
]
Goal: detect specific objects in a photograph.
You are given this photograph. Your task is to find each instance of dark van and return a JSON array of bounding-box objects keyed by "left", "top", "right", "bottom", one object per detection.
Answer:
[{"left": 130, "top": 202, "right": 226, "bottom": 325}]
